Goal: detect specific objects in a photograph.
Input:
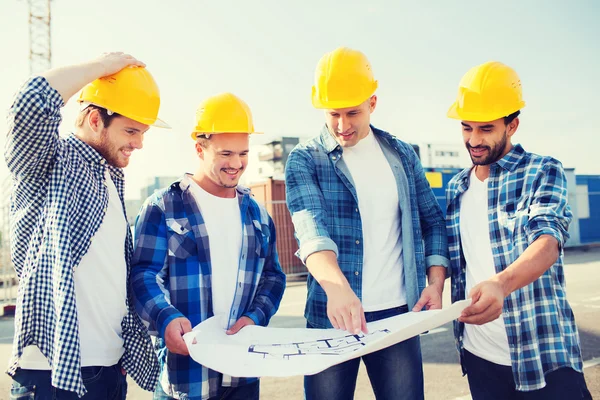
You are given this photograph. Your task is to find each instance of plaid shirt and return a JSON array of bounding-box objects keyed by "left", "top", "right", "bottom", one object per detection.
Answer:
[
  {"left": 446, "top": 144, "right": 583, "bottom": 391},
  {"left": 285, "top": 125, "right": 449, "bottom": 328},
  {"left": 3, "top": 77, "right": 159, "bottom": 397},
  {"left": 131, "top": 175, "right": 286, "bottom": 400}
]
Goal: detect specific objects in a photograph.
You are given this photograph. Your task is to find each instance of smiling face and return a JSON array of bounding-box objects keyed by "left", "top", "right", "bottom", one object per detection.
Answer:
[
  {"left": 461, "top": 117, "right": 519, "bottom": 166},
  {"left": 325, "top": 96, "right": 377, "bottom": 148},
  {"left": 82, "top": 108, "right": 148, "bottom": 168},
  {"left": 194, "top": 132, "right": 250, "bottom": 198}
]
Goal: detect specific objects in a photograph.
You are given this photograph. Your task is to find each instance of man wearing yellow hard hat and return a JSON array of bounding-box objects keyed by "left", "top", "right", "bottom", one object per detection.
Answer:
[
  {"left": 5, "top": 53, "right": 169, "bottom": 398},
  {"left": 446, "top": 62, "right": 591, "bottom": 399},
  {"left": 131, "top": 93, "right": 286, "bottom": 400},
  {"left": 285, "top": 47, "right": 449, "bottom": 400}
]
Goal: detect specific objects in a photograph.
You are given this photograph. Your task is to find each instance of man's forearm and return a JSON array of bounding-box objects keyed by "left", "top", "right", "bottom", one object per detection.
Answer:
[
  {"left": 491, "top": 234, "right": 559, "bottom": 296},
  {"left": 305, "top": 250, "right": 350, "bottom": 293},
  {"left": 42, "top": 61, "right": 106, "bottom": 104},
  {"left": 427, "top": 265, "right": 446, "bottom": 291}
]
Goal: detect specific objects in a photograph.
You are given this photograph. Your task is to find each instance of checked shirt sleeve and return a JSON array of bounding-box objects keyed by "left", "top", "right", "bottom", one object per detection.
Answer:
[
  {"left": 4, "top": 77, "right": 64, "bottom": 179},
  {"left": 244, "top": 217, "right": 286, "bottom": 326},
  {"left": 131, "top": 198, "right": 185, "bottom": 339},
  {"left": 409, "top": 146, "right": 450, "bottom": 269},
  {"left": 285, "top": 148, "right": 339, "bottom": 263},
  {"left": 524, "top": 159, "right": 572, "bottom": 249}
]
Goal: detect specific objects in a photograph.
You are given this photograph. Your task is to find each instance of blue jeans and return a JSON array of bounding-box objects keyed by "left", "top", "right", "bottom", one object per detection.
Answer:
[
  {"left": 463, "top": 350, "right": 592, "bottom": 400},
  {"left": 153, "top": 380, "right": 259, "bottom": 400},
  {"left": 304, "top": 305, "right": 424, "bottom": 400},
  {"left": 10, "top": 365, "right": 127, "bottom": 400}
]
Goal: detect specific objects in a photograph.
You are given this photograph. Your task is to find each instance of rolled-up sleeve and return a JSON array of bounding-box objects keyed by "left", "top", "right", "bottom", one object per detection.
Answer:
[
  {"left": 409, "top": 147, "right": 450, "bottom": 269},
  {"left": 285, "top": 148, "right": 338, "bottom": 263},
  {"left": 524, "top": 159, "right": 572, "bottom": 249}
]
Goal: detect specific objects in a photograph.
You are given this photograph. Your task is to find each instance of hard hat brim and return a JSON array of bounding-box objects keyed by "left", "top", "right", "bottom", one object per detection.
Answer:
[
  {"left": 311, "top": 83, "right": 378, "bottom": 110},
  {"left": 152, "top": 118, "right": 171, "bottom": 129},
  {"left": 447, "top": 101, "right": 526, "bottom": 122},
  {"left": 190, "top": 131, "right": 263, "bottom": 140}
]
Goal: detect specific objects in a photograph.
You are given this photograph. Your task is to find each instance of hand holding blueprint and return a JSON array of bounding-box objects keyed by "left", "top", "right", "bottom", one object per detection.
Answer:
[{"left": 183, "top": 299, "right": 471, "bottom": 377}]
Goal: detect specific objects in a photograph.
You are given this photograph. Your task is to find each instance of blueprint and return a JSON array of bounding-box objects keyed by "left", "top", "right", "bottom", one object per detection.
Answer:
[{"left": 183, "top": 299, "right": 471, "bottom": 377}]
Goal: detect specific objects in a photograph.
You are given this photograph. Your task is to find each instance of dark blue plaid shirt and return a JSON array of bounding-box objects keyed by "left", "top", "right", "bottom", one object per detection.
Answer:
[
  {"left": 4, "top": 77, "right": 159, "bottom": 397},
  {"left": 286, "top": 125, "right": 449, "bottom": 329},
  {"left": 446, "top": 144, "right": 583, "bottom": 391},
  {"left": 131, "top": 175, "right": 286, "bottom": 400}
]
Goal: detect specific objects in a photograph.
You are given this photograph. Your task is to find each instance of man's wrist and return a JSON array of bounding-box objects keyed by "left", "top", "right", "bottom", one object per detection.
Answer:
[
  {"left": 427, "top": 265, "right": 446, "bottom": 290},
  {"left": 321, "top": 278, "right": 352, "bottom": 296},
  {"left": 491, "top": 271, "right": 513, "bottom": 297}
]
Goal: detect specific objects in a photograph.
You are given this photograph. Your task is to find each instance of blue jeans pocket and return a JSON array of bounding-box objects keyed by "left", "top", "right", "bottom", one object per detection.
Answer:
[
  {"left": 81, "top": 366, "right": 104, "bottom": 384},
  {"left": 10, "top": 384, "right": 35, "bottom": 400}
]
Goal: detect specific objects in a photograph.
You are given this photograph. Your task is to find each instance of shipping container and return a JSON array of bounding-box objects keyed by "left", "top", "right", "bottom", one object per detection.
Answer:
[
  {"left": 575, "top": 174, "right": 600, "bottom": 245},
  {"left": 250, "top": 179, "right": 307, "bottom": 276}
]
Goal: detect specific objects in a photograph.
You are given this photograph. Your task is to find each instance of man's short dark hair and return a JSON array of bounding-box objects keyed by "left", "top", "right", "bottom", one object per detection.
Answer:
[
  {"left": 196, "top": 134, "right": 212, "bottom": 148},
  {"left": 504, "top": 110, "right": 521, "bottom": 125},
  {"left": 76, "top": 105, "right": 121, "bottom": 128}
]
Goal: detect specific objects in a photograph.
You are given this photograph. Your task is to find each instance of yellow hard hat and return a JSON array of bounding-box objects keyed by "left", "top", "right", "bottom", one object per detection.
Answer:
[
  {"left": 78, "top": 66, "right": 170, "bottom": 128},
  {"left": 191, "top": 92, "right": 262, "bottom": 140},
  {"left": 312, "top": 47, "right": 378, "bottom": 109},
  {"left": 447, "top": 61, "right": 526, "bottom": 122}
]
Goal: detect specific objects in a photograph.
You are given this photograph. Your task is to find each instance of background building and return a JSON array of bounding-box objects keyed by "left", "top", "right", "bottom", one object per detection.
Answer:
[
  {"left": 125, "top": 175, "right": 179, "bottom": 226},
  {"left": 244, "top": 137, "right": 300, "bottom": 184}
]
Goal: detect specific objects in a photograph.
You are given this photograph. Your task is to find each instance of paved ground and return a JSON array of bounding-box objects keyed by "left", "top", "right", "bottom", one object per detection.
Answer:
[{"left": 0, "top": 247, "right": 598, "bottom": 399}]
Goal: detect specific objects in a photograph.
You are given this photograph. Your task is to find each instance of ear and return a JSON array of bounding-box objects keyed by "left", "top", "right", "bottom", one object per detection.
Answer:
[
  {"left": 369, "top": 95, "right": 378, "bottom": 113},
  {"left": 506, "top": 117, "right": 519, "bottom": 139},
  {"left": 195, "top": 142, "right": 205, "bottom": 160},
  {"left": 87, "top": 109, "right": 103, "bottom": 134}
]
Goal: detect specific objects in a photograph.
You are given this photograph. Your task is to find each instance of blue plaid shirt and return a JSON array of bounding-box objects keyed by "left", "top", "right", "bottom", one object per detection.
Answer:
[
  {"left": 446, "top": 144, "right": 583, "bottom": 391},
  {"left": 285, "top": 125, "right": 449, "bottom": 328},
  {"left": 131, "top": 175, "right": 286, "bottom": 400},
  {"left": 4, "top": 77, "right": 159, "bottom": 397}
]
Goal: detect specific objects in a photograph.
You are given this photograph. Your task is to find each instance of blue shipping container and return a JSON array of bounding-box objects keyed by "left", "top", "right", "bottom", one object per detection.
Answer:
[{"left": 575, "top": 175, "right": 600, "bottom": 244}]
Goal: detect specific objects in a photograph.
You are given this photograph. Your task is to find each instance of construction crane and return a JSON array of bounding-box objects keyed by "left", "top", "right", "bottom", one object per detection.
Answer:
[
  {"left": 0, "top": 0, "right": 52, "bottom": 315},
  {"left": 27, "top": 0, "right": 52, "bottom": 74}
]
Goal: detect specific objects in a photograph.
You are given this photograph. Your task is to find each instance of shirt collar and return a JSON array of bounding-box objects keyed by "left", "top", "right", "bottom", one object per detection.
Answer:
[
  {"left": 178, "top": 173, "right": 250, "bottom": 196},
  {"left": 319, "top": 125, "right": 378, "bottom": 154},
  {"left": 66, "top": 133, "right": 124, "bottom": 180},
  {"left": 456, "top": 144, "right": 526, "bottom": 187},
  {"left": 494, "top": 144, "right": 525, "bottom": 172}
]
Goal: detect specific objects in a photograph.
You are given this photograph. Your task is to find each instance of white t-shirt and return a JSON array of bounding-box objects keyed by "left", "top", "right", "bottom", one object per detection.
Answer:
[
  {"left": 20, "top": 170, "right": 128, "bottom": 369},
  {"left": 189, "top": 179, "right": 242, "bottom": 329},
  {"left": 460, "top": 168, "right": 511, "bottom": 366},
  {"left": 342, "top": 131, "right": 406, "bottom": 311}
]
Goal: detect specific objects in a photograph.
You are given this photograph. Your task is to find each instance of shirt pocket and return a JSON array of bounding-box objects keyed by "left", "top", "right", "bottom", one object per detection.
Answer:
[
  {"left": 252, "top": 219, "right": 269, "bottom": 257},
  {"left": 166, "top": 218, "right": 197, "bottom": 259},
  {"left": 499, "top": 195, "right": 530, "bottom": 242}
]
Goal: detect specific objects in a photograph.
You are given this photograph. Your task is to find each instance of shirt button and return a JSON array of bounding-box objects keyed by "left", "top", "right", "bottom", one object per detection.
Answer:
[
  {"left": 355, "top": 240, "right": 360, "bottom": 245},
  {"left": 354, "top": 271, "right": 359, "bottom": 276},
  {"left": 100, "top": 159, "right": 106, "bottom": 165},
  {"left": 355, "top": 208, "right": 359, "bottom": 212},
  {"left": 331, "top": 156, "right": 337, "bottom": 160}
]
